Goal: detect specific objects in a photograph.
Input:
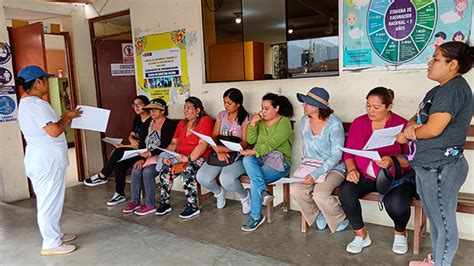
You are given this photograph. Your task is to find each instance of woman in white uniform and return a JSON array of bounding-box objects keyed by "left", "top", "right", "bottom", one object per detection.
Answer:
[{"left": 17, "top": 65, "right": 81, "bottom": 256}]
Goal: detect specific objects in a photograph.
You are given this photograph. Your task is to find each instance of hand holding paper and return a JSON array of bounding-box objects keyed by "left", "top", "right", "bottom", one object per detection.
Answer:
[
  {"left": 118, "top": 148, "right": 147, "bottom": 162},
  {"left": 340, "top": 147, "right": 382, "bottom": 161},
  {"left": 71, "top": 105, "right": 111, "bottom": 132},
  {"left": 220, "top": 140, "right": 243, "bottom": 152},
  {"left": 189, "top": 130, "right": 217, "bottom": 147},
  {"left": 363, "top": 124, "right": 404, "bottom": 150}
]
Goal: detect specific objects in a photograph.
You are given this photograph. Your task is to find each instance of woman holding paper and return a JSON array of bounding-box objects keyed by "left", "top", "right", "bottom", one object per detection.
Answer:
[
  {"left": 339, "top": 87, "right": 416, "bottom": 254},
  {"left": 17, "top": 65, "right": 82, "bottom": 255},
  {"left": 398, "top": 42, "right": 472, "bottom": 266},
  {"left": 83, "top": 95, "right": 152, "bottom": 207},
  {"left": 156, "top": 96, "right": 214, "bottom": 219},
  {"left": 122, "top": 98, "right": 176, "bottom": 215},
  {"left": 196, "top": 88, "right": 251, "bottom": 212},
  {"left": 291, "top": 87, "right": 349, "bottom": 233},
  {"left": 240, "top": 93, "right": 293, "bottom": 231}
]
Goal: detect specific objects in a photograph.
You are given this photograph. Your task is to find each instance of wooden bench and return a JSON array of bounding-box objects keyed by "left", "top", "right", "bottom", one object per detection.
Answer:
[{"left": 300, "top": 123, "right": 474, "bottom": 255}]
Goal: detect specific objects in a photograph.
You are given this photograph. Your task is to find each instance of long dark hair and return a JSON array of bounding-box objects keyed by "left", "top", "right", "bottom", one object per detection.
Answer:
[
  {"left": 438, "top": 41, "right": 473, "bottom": 75},
  {"left": 184, "top": 96, "right": 206, "bottom": 128},
  {"left": 262, "top": 93, "right": 294, "bottom": 117},
  {"left": 223, "top": 88, "right": 249, "bottom": 126}
]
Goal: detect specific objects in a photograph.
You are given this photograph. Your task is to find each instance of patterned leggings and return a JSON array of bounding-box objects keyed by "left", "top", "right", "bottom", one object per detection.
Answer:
[{"left": 159, "top": 158, "right": 204, "bottom": 208}]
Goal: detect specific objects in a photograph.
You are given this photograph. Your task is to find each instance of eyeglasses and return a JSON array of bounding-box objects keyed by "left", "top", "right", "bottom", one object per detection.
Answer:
[{"left": 131, "top": 103, "right": 145, "bottom": 108}]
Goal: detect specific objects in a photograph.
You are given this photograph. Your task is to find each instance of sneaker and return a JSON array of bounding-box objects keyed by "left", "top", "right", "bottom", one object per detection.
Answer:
[
  {"left": 392, "top": 234, "right": 408, "bottom": 254},
  {"left": 346, "top": 234, "right": 372, "bottom": 254},
  {"left": 40, "top": 244, "right": 76, "bottom": 256},
  {"left": 122, "top": 202, "right": 141, "bottom": 214},
  {"left": 83, "top": 174, "right": 107, "bottom": 187},
  {"left": 241, "top": 214, "right": 266, "bottom": 232},
  {"left": 336, "top": 218, "right": 350, "bottom": 232},
  {"left": 155, "top": 203, "right": 172, "bottom": 216},
  {"left": 315, "top": 212, "right": 327, "bottom": 230},
  {"left": 262, "top": 190, "right": 274, "bottom": 206},
  {"left": 240, "top": 189, "right": 251, "bottom": 214},
  {"left": 409, "top": 254, "right": 434, "bottom": 266},
  {"left": 215, "top": 187, "right": 226, "bottom": 209},
  {"left": 107, "top": 193, "right": 126, "bottom": 206},
  {"left": 60, "top": 234, "right": 76, "bottom": 243},
  {"left": 134, "top": 205, "right": 157, "bottom": 216},
  {"left": 179, "top": 204, "right": 200, "bottom": 219}
]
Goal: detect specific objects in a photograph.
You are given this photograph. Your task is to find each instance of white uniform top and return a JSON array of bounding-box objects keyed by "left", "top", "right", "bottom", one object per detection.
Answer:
[{"left": 18, "top": 96, "right": 69, "bottom": 177}]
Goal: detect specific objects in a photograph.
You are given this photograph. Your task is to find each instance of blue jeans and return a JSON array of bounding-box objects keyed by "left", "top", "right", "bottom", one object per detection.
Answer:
[
  {"left": 242, "top": 155, "right": 290, "bottom": 220},
  {"left": 413, "top": 156, "right": 468, "bottom": 266}
]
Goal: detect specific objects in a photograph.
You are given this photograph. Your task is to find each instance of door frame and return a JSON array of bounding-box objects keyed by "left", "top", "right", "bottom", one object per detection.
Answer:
[{"left": 88, "top": 10, "right": 131, "bottom": 164}]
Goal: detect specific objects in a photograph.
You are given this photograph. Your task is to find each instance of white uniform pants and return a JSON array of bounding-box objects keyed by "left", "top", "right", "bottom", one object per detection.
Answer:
[{"left": 29, "top": 162, "right": 67, "bottom": 249}]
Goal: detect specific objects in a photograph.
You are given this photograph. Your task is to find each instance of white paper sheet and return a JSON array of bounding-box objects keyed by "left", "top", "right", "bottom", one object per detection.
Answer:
[
  {"left": 102, "top": 137, "right": 123, "bottom": 145},
  {"left": 190, "top": 130, "right": 217, "bottom": 147},
  {"left": 156, "top": 147, "right": 184, "bottom": 158},
  {"left": 340, "top": 147, "right": 382, "bottom": 161},
  {"left": 270, "top": 177, "right": 304, "bottom": 185},
  {"left": 363, "top": 124, "right": 404, "bottom": 150},
  {"left": 118, "top": 148, "right": 147, "bottom": 162},
  {"left": 71, "top": 105, "right": 111, "bottom": 132},
  {"left": 220, "top": 140, "right": 243, "bottom": 152}
]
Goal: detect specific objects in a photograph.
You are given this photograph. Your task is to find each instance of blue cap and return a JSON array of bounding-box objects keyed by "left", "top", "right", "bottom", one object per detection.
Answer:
[
  {"left": 18, "top": 65, "right": 54, "bottom": 83},
  {"left": 296, "top": 87, "right": 330, "bottom": 110}
]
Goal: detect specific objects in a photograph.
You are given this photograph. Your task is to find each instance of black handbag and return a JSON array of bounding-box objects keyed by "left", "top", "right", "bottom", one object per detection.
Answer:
[
  {"left": 376, "top": 155, "right": 402, "bottom": 195},
  {"left": 206, "top": 135, "right": 242, "bottom": 166}
]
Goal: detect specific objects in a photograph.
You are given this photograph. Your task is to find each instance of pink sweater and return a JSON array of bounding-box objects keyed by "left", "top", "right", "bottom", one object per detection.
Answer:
[{"left": 343, "top": 113, "right": 409, "bottom": 180}]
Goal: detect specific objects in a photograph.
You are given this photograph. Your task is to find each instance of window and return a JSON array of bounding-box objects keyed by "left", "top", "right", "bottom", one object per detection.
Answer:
[{"left": 201, "top": 0, "right": 339, "bottom": 82}]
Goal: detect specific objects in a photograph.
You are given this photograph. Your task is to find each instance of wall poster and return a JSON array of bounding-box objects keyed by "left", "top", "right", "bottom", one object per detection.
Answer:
[
  {"left": 135, "top": 29, "right": 190, "bottom": 103},
  {"left": 343, "top": 0, "right": 472, "bottom": 69}
]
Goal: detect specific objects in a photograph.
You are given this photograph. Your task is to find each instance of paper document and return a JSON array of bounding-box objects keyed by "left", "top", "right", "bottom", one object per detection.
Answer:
[
  {"left": 190, "top": 130, "right": 217, "bottom": 147},
  {"left": 102, "top": 137, "right": 123, "bottom": 145},
  {"left": 340, "top": 147, "right": 382, "bottom": 161},
  {"left": 363, "top": 124, "right": 403, "bottom": 150},
  {"left": 71, "top": 105, "right": 111, "bottom": 132},
  {"left": 270, "top": 177, "right": 304, "bottom": 185},
  {"left": 220, "top": 140, "right": 243, "bottom": 152},
  {"left": 118, "top": 148, "right": 147, "bottom": 162},
  {"left": 156, "top": 147, "right": 184, "bottom": 158}
]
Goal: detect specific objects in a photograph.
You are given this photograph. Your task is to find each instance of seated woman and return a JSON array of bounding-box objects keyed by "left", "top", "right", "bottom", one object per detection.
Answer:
[
  {"left": 196, "top": 88, "right": 251, "bottom": 212},
  {"left": 122, "top": 98, "right": 176, "bottom": 216},
  {"left": 240, "top": 93, "right": 293, "bottom": 231},
  {"left": 155, "top": 96, "right": 214, "bottom": 219},
  {"left": 291, "top": 87, "right": 349, "bottom": 233},
  {"left": 84, "top": 95, "right": 151, "bottom": 207},
  {"left": 339, "top": 87, "right": 416, "bottom": 254}
]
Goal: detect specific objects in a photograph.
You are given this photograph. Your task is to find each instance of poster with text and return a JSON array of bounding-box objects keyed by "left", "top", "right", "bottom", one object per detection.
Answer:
[
  {"left": 135, "top": 29, "right": 190, "bottom": 103},
  {"left": 343, "top": 0, "right": 472, "bottom": 69},
  {"left": 0, "top": 41, "right": 18, "bottom": 123}
]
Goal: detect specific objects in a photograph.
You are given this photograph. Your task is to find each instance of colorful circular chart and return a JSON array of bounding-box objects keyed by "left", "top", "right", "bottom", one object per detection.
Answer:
[{"left": 367, "top": 0, "right": 437, "bottom": 64}]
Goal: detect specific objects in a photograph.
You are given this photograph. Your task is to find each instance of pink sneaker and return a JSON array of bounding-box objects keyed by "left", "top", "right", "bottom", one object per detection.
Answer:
[
  {"left": 61, "top": 233, "right": 76, "bottom": 243},
  {"left": 134, "top": 205, "right": 156, "bottom": 216},
  {"left": 40, "top": 243, "right": 76, "bottom": 256},
  {"left": 409, "top": 254, "right": 434, "bottom": 265},
  {"left": 123, "top": 202, "right": 141, "bottom": 214}
]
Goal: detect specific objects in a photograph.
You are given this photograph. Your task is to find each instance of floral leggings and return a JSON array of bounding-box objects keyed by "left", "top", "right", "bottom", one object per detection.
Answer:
[{"left": 158, "top": 158, "right": 204, "bottom": 208}]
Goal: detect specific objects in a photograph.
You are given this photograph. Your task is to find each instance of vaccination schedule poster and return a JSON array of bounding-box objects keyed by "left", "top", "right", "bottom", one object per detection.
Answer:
[
  {"left": 343, "top": 0, "right": 472, "bottom": 68},
  {"left": 135, "top": 29, "right": 190, "bottom": 103}
]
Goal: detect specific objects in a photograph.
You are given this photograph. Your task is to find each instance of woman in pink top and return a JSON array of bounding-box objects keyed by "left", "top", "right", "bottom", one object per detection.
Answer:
[{"left": 339, "top": 87, "right": 417, "bottom": 254}]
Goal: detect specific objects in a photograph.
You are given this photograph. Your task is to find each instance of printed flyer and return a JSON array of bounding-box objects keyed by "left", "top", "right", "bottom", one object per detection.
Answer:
[{"left": 135, "top": 29, "right": 190, "bottom": 103}]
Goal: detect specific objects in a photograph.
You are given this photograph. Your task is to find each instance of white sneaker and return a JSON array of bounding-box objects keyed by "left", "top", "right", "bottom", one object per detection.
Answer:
[
  {"left": 240, "top": 189, "right": 251, "bottom": 214},
  {"left": 215, "top": 187, "right": 226, "bottom": 209},
  {"left": 107, "top": 192, "right": 126, "bottom": 206},
  {"left": 392, "top": 234, "right": 408, "bottom": 254},
  {"left": 346, "top": 235, "right": 372, "bottom": 254}
]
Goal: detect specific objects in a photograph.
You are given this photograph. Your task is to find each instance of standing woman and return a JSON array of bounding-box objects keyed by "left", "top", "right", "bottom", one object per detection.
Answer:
[
  {"left": 17, "top": 65, "right": 81, "bottom": 255},
  {"left": 196, "top": 88, "right": 251, "bottom": 212},
  {"left": 291, "top": 87, "right": 349, "bottom": 233},
  {"left": 400, "top": 42, "right": 473, "bottom": 266},
  {"left": 240, "top": 93, "right": 293, "bottom": 231}
]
